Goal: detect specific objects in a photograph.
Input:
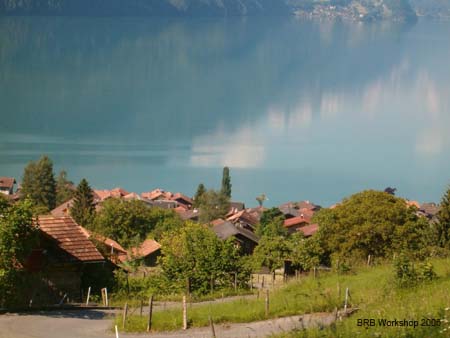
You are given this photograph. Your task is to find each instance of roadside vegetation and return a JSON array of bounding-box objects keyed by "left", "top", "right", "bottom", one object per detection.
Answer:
[{"left": 115, "top": 257, "right": 450, "bottom": 334}]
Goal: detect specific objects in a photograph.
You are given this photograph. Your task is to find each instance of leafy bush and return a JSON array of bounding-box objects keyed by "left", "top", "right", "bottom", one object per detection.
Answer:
[{"left": 393, "top": 254, "right": 436, "bottom": 287}]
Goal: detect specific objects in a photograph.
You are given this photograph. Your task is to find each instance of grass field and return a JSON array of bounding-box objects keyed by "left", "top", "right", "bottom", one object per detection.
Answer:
[{"left": 115, "top": 258, "right": 450, "bottom": 335}]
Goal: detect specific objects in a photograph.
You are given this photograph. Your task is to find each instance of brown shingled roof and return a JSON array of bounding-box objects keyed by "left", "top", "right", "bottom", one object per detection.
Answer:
[{"left": 38, "top": 216, "right": 104, "bottom": 262}]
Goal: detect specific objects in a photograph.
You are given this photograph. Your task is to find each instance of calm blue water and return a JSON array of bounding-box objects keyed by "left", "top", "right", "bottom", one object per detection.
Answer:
[{"left": 0, "top": 17, "right": 449, "bottom": 207}]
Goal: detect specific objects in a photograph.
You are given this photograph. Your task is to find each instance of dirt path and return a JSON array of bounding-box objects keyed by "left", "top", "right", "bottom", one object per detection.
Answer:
[{"left": 0, "top": 309, "right": 344, "bottom": 338}]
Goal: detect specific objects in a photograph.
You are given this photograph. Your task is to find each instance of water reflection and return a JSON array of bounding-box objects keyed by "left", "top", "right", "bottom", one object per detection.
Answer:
[{"left": 0, "top": 17, "right": 449, "bottom": 205}]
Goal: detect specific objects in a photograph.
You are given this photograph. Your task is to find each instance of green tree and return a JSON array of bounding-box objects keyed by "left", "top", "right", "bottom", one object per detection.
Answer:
[
  {"left": 197, "top": 189, "right": 230, "bottom": 223},
  {"left": 21, "top": 155, "right": 57, "bottom": 212},
  {"left": 314, "top": 190, "right": 434, "bottom": 263},
  {"left": 252, "top": 235, "right": 291, "bottom": 272},
  {"left": 256, "top": 207, "right": 286, "bottom": 237},
  {"left": 0, "top": 199, "right": 39, "bottom": 307},
  {"left": 56, "top": 170, "right": 74, "bottom": 205},
  {"left": 159, "top": 222, "right": 241, "bottom": 294},
  {"left": 256, "top": 193, "right": 267, "bottom": 207},
  {"left": 437, "top": 186, "right": 450, "bottom": 247},
  {"left": 193, "top": 183, "right": 206, "bottom": 208},
  {"left": 93, "top": 198, "right": 181, "bottom": 248},
  {"left": 289, "top": 232, "right": 324, "bottom": 271},
  {"left": 221, "top": 166, "right": 232, "bottom": 198},
  {"left": 70, "top": 178, "right": 95, "bottom": 227}
]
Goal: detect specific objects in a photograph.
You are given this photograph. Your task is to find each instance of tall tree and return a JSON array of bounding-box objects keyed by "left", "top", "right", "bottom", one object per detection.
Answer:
[
  {"left": 56, "top": 170, "right": 74, "bottom": 205},
  {"left": 21, "top": 155, "right": 57, "bottom": 212},
  {"left": 221, "top": 166, "right": 232, "bottom": 198},
  {"left": 70, "top": 178, "right": 95, "bottom": 227},
  {"left": 437, "top": 186, "right": 450, "bottom": 248},
  {"left": 193, "top": 183, "right": 206, "bottom": 207}
]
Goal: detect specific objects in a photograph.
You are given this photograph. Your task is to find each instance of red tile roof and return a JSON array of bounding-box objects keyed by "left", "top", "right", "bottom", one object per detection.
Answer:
[
  {"left": 0, "top": 177, "right": 16, "bottom": 189},
  {"left": 284, "top": 215, "right": 312, "bottom": 228},
  {"left": 37, "top": 216, "right": 104, "bottom": 262},
  {"left": 297, "top": 223, "right": 319, "bottom": 237},
  {"left": 120, "top": 239, "right": 161, "bottom": 262}
]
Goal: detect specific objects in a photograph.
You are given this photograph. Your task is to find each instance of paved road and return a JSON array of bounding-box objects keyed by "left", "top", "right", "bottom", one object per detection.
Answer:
[{"left": 0, "top": 309, "right": 339, "bottom": 338}]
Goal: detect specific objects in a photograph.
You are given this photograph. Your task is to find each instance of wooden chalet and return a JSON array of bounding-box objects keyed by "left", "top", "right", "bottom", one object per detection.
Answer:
[{"left": 25, "top": 216, "right": 106, "bottom": 303}]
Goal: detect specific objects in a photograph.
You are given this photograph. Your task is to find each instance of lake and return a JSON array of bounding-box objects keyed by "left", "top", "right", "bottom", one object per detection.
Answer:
[{"left": 0, "top": 16, "right": 449, "bottom": 207}]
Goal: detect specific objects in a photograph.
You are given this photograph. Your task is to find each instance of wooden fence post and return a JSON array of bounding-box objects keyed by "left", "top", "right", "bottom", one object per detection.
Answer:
[
  {"left": 122, "top": 302, "right": 128, "bottom": 329},
  {"left": 265, "top": 289, "right": 269, "bottom": 317},
  {"left": 182, "top": 295, "right": 187, "bottom": 330},
  {"left": 367, "top": 254, "right": 371, "bottom": 266},
  {"left": 115, "top": 325, "right": 119, "bottom": 338},
  {"left": 147, "top": 295, "right": 153, "bottom": 332},
  {"left": 234, "top": 272, "right": 238, "bottom": 292},
  {"left": 186, "top": 277, "right": 191, "bottom": 297},
  {"left": 313, "top": 267, "right": 317, "bottom": 279},
  {"left": 86, "top": 286, "right": 91, "bottom": 306},
  {"left": 262, "top": 276, "right": 265, "bottom": 289},
  {"left": 344, "top": 287, "right": 349, "bottom": 313},
  {"left": 209, "top": 316, "right": 216, "bottom": 338},
  {"left": 140, "top": 300, "right": 143, "bottom": 317}
]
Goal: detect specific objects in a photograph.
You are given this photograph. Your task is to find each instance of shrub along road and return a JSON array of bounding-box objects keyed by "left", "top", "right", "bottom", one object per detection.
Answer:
[{"left": 0, "top": 308, "right": 340, "bottom": 338}]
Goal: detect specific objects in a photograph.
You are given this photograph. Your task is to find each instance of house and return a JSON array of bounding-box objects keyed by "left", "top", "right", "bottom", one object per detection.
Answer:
[
  {"left": 93, "top": 187, "right": 130, "bottom": 201},
  {"left": 226, "top": 210, "right": 259, "bottom": 231},
  {"left": 296, "top": 223, "right": 319, "bottom": 237},
  {"left": 0, "top": 177, "right": 16, "bottom": 195},
  {"left": 283, "top": 214, "right": 312, "bottom": 234},
  {"left": 279, "top": 201, "right": 320, "bottom": 219},
  {"left": 211, "top": 221, "right": 259, "bottom": 254},
  {"left": 51, "top": 198, "right": 74, "bottom": 217},
  {"left": 170, "top": 193, "right": 194, "bottom": 209},
  {"left": 141, "top": 188, "right": 173, "bottom": 201},
  {"left": 420, "top": 202, "right": 440, "bottom": 220},
  {"left": 150, "top": 199, "right": 179, "bottom": 209},
  {"left": 176, "top": 208, "right": 200, "bottom": 221},
  {"left": 119, "top": 239, "right": 161, "bottom": 267},
  {"left": 227, "top": 202, "right": 246, "bottom": 216},
  {"left": 245, "top": 206, "right": 266, "bottom": 222},
  {"left": 25, "top": 216, "right": 105, "bottom": 303}
]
